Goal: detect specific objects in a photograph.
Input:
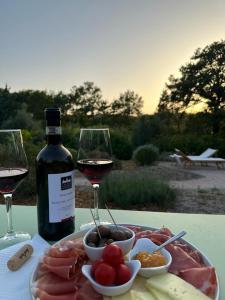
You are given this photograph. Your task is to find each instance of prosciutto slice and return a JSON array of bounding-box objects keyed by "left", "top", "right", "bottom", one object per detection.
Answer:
[
  {"left": 135, "top": 228, "right": 172, "bottom": 245},
  {"left": 34, "top": 240, "right": 102, "bottom": 300},
  {"left": 179, "top": 267, "right": 217, "bottom": 298},
  {"left": 76, "top": 280, "right": 103, "bottom": 300},
  {"left": 167, "top": 244, "right": 201, "bottom": 274},
  {"left": 42, "top": 255, "right": 78, "bottom": 266},
  {"left": 33, "top": 273, "right": 78, "bottom": 295},
  {"left": 39, "top": 263, "right": 76, "bottom": 280},
  {"left": 33, "top": 289, "right": 77, "bottom": 300}
]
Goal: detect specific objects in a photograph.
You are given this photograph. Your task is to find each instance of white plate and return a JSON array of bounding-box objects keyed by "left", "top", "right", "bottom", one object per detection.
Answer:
[{"left": 30, "top": 225, "right": 220, "bottom": 300}]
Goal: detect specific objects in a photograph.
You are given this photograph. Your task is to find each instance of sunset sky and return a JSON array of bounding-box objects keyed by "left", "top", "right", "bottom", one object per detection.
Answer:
[{"left": 0, "top": 0, "right": 225, "bottom": 114}]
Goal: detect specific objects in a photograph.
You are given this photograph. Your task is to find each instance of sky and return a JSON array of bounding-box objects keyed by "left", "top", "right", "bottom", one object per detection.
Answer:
[{"left": 0, "top": 0, "right": 225, "bottom": 114}]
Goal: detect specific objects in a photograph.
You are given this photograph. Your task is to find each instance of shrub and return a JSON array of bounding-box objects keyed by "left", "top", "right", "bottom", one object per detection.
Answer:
[
  {"left": 110, "top": 129, "right": 133, "bottom": 160},
  {"left": 99, "top": 169, "right": 176, "bottom": 209},
  {"left": 133, "top": 144, "right": 159, "bottom": 166}
]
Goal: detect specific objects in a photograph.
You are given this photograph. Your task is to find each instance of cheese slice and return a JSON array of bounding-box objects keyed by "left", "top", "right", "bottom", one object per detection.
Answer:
[
  {"left": 149, "top": 286, "right": 172, "bottom": 300},
  {"left": 146, "top": 273, "right": 211, "bottom": 300},
  {"left": 130, "top": 289, "right": 156, "bottom": 300},
  {"left": 104, "top": 276, "right": 156, "bottom": 300}
]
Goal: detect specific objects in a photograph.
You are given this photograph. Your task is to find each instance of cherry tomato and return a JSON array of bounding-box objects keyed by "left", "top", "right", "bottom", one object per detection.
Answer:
[
  {"left": 116, "top": 264, "right": 132, "bottom": 285},
  {"left": 91, "top": 259, "right": 104, "bottom": 276},
  {"left": 94, "top": 262, "right": 116, "bottom": 285},
  {"left": 102, "top": 244, "right": 124, "bottom": 266}
]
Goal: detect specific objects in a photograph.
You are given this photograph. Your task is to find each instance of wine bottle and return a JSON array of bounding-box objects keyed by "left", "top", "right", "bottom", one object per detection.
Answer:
[{"left": 36, "top": 108, "right": 75, "bottom": 241}]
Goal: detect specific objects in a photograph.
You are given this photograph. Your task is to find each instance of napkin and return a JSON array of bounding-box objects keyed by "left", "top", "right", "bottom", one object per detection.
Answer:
[{"left": 0, "top": 235, "right": 50, "bottom": 300}]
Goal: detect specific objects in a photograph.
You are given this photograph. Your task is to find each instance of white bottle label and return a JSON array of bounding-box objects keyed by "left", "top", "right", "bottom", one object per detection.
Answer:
[
  {"left": 46, "top": 126, "right": 62, "bottom": 135},
  {"left": 48, "top": 170, "right": 75, "bottom": 223}
]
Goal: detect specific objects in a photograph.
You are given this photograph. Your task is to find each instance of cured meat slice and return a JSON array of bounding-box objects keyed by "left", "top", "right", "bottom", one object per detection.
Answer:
[
  {"left": 135, "top": 230, "right": 154, "bottom": 240},
  {"left": 135, "top": 230, "right": 170, "bottom": 245},
  {"left": 47, "top": 246, "right": 76, "bottom": 258},
  {"left": 174, "top": 242, "right": 204, "bottom": 265},
  {"left": 43, "top": 255, "right": 78, "bottom": 267},
  {"left": 179, "top": 267, "right": 217, "bottom": 298},
  {"left": 148, "top": 232, "right": 170, "bottom": 244},
  {"left": 40, "top": 263, "right": 76, "bottom": 280},
  {"left": 33, "top": 273, "right": 78, "bottom": 295},
  {"left": 155, "top": 227, "right": 172, "bottom": 237},
  {"left": 33, "top": 288, "right": 77, "bottom": 300},
  {"left": 76, "top": 280, "right": 104, "bottom": 300},
  {"left": 47, "top": 240, "right": 87, "bottom": 261},
  {"left": 124, "top": 225, "right": 142, "bottom": 233},
  {"left": 167, "top": 244, "right": 201, "bottom": 275}
]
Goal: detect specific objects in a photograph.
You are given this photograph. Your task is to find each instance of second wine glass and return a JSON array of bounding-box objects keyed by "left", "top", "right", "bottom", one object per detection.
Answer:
[
  {"left": 77, "top": 128, "right": 113, "bottom": 230},
  {"left": 0, "top": 129, "right": 31, "bottom": 249}
]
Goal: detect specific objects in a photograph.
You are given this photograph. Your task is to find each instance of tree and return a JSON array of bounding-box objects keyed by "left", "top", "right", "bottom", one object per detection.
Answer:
[
  {"left": 69, "top": 82, "right": 109, "bottom": 119},
  {"left": 158, "top": 40, "right": 225, "bottom": 133},
  {"left": 110, "top": 90, "right": 143, "bottom": 116},
  {"left": 0, "top": 85, "right": 19, "bottom": 126},
  {"left": 2, "top": 103, "right": 41, "bottom": 130}
]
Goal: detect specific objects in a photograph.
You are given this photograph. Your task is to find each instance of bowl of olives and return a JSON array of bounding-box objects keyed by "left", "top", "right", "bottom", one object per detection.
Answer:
[{"left": 83, "top": 225, "right": 135, "bottom": 261}]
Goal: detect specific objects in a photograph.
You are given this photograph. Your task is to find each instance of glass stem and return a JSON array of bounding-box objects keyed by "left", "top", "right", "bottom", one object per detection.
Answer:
[
  {"left": 93, "top": 184, "right": 100, "bottom": 223},
  {"left": 4, "top": 193, "right": 14, "bottom": 235}
]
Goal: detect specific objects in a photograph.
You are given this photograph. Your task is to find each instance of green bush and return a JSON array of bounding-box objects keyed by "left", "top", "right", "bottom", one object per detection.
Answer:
[
  {"left": 110, "top": 129, "right": 133, "bottom": 160},
  {"left": 133, "top": 144, "right": 159, "bottom": 165},
  {"left": 99, "top": 170, "right": 176, "bottom": 209}
]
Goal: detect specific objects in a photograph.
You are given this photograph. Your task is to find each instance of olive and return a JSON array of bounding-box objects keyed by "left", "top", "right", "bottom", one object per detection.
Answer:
[
  {"left": 86, "top": 232, "right": 99, "bottom": 244},
  {"left": 98, "top": 225, "right": 111, "bottom": 238},
  {"left": 124, "top": 230, "right": 133, "bottom": 239},
  {"left": 106, "top": 238, "right": 114, "bottom": 245},
  {"left": 98, "top": 238, "right": 108, "bottom": 247},
  {"left": 111, "top": 230, "right": 127, "bottom": 241}
]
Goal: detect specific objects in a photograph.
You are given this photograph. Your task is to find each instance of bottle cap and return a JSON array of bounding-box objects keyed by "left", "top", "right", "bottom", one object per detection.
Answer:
[{"left": 45, "top": 108, "right": 61, "bottom": 126}]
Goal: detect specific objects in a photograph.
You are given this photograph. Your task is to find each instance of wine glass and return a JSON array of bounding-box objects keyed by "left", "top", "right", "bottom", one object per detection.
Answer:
[
  {"left": 0, "top": 129, "right": 31, "bottom": 249},
  {"left": 77, "top": 128, "right": 113, "bottom": 230}
]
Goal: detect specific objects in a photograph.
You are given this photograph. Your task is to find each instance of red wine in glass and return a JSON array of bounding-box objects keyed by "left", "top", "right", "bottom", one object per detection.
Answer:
[
  {"left": 0, "top": 129, "right": 31, "bottom": 250},
  {"left": 0, "top": 168, "right": 29, "bottom": 193},
  {"left": 77, "top": 128, "right": 113, "bottom": 230},
  {"left": 77, "top": 159, "right": 113, "bottom": 185}
]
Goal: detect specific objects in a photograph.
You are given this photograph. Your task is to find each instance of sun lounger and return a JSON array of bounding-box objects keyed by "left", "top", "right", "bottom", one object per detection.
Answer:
[
  {"left": 174, "top": 149, "right": 225, "bottom": 168},
  {"left": 198, "top": 148, "right": 218, "bottom": 158}
]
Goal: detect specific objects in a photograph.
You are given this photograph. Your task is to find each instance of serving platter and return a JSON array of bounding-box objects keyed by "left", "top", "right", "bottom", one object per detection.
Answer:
[{"left": 30, "top": 224, "right": 220, "bottom": 300}]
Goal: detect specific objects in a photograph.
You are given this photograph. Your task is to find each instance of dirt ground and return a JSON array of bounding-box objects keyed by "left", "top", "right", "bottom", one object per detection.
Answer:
[{"left": 2, "top": 160, "right": 225, "bottom": 214}]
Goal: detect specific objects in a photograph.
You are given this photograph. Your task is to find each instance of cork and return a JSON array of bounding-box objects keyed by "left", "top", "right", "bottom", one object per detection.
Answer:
[{"left": 7, "top": 244, "right": 33, "bottom": 271}]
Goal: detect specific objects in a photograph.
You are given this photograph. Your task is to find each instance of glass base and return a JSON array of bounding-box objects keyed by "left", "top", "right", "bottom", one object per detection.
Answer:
[
  {"left": 0, "top": 231, "right": 31, "bottom": 250},
  {"left": 80, "top": 220, "right": 111, "bottom": 231}
]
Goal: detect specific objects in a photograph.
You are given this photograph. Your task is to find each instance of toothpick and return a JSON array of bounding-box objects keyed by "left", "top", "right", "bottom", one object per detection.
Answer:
[
  {"left": 89, "top": 208, "right": 102, "bottom": 239},
  {"left": 105, "top": 203, "right": 119, "bottom": 230}
]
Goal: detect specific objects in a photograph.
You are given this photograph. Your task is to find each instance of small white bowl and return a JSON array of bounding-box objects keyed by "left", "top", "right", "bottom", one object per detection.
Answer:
[
  {"left": 129, "top": 238, "right": 172, "bottom": 277},
  {"left": 82, "top": 260, "right": 141, "bottom": 296},
  {"left": 83, "top": 225, "right": 135, "bottom": 261}
]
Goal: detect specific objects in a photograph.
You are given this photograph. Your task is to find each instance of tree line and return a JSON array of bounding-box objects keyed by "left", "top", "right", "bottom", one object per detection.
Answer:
[{"left": 0, "top": 82, "right": 143, "bottom": 130}]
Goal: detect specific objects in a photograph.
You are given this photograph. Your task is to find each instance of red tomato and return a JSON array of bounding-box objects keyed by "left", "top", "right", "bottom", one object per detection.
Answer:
[
  {"left": 91, "top": 259, "right": 104, "bottom": 276},
  {"left": 94, "top": 262, "right": 116, "bottom": 285},
  {"left": 102, "top": 244, "right": 124, "bottom": 266},
  {"left": 116, "top": 264, "right": 132, "bottom": 285}
]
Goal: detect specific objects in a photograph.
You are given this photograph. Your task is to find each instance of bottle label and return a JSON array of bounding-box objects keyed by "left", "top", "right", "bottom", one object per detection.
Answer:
[
  {"left": 46, "top": 126, "right": 62, "bottom": 135},
  {"left": 48, "top": 170, "right": 75, "bottom": 223}
]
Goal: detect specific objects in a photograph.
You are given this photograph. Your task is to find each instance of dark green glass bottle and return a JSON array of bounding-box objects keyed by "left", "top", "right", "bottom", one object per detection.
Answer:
[{"left": 36, "top": 108, "right": 75, "bottom": 241}]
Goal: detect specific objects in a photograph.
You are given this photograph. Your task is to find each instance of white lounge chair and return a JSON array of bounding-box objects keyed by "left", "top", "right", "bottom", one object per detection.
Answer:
[
  {"left": 174, "top": 148, "right": 217, "bottom": 159},
  {"left": 174, "top": 149, "right": 224, "bottom": 168}
]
